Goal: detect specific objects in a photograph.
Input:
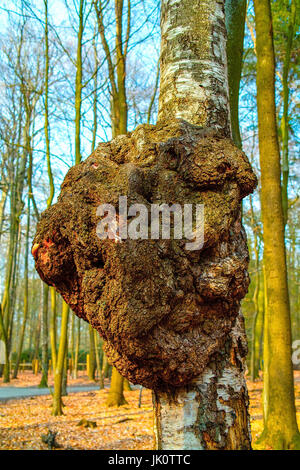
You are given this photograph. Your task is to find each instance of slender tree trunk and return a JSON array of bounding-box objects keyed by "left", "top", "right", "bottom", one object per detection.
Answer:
[
  {"left": 49, "top": 288, "right": 57, "bottom": 372},
  {"left": 7, "top": 223, "right": 21, "bottom": 360},
  {"left": 138, "top": 386, "right": 143, "bottom": 408},
  {"left": 249, "top": 196, "right": 260, "bottom": 381},
  {"left": 250, "top": 283, "right": 260, "bottom": 381},
  {"left": 147, "top": 61, "right": 160, "bottom": 125},
  {"left": 2, "top": 200, "right": 21, "bottom": 382},
  {"left": 225, "top": 0, "right": 246, "bottom": 149},
  {"left": 0, "top": 188, "right": 7, "bottom": 242},
  {"left": 106, "top": 367, "right": 128, "bottom": 407},
  {"left": 94, "top": 0, "right": 129, "bottom": 405},
  {"left": 281, "top": 0, "right": 296, "bottom": 227},
  {"left": 39, "top": 283, "right": 49, "bottom": 388},
  {"left": 91, "top": 30, "right": 98, "bottom": 153},
  {"left": 114, "top": 0, "right": 128, "bottom": 135},
  {"left": 33, "top": 285, "right": 42, "bottom": 362},
  {"left": 0, "top": 305, "right": 10, "bottom": 382},
  {"left": 69, "top": 313, "right": 75, "bottom": 376},
  {"left": 94, "top": 329, "right": 104, "bottom": 389},
  {"left": 75, "top": 0, "right": 84, "bottom": 165},
  {"left": 73, "top": 317, "right": 80, "bottom": 379},
  {"left": 52, "top": 301, "right": 69, "bottom": 416},
  {"left": 62, "top": 341, "right": 68, "bottom": 397},
  {"left": 261, "top": 262, "right": 269, "bottom": 424},
  {"left": 13, "top": 197, "right": 30, "bottom": 378},
  {"left": 102, "top": 350, "right": 110, "bottom": 378},
  {"left": 154, "top": 0, "right": 251, "bottom": 449},
  {"left": 254, "top": 0, "right": 300, "bottom": 449},
  {"left": 1, "top": 191, "right": 18, "bottom": 382},
  {"left": 88, "top": 324, "right": 96, "bottom": 381},
  {"left": 123, "top": 378, "right": 131, "bottom": 391}
]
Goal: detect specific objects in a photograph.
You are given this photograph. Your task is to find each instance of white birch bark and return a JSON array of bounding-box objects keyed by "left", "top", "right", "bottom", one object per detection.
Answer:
[
  {"left": 158, "top": 0, "right": 231, "bottom": 134},
  {"left": 154, "top": 0, "right": 251, "bottom": 450}
]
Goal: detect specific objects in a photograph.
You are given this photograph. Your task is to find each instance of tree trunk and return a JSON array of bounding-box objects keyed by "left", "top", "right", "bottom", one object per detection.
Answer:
[
  {"left": 94, "top": 329, "right": 104, "bottom": 389},
  {"left": 0, "top": 188, "right": 7, "bottom": 242},
  {"left": 13, "top": 197, "right": 30, "bottom": 379},
  {"left": 39, "top": 283, "right": 49, "bottom": 388},
  {"left": 33, "top": 285, "right": 42, "bottom": 363},
  {"left": 73, "top": 317, "right": 80, "bottom": 379},
  {"left": 225, "top": 0, "right": 246, "bottom": 149},
  {"left": 106, "top": 367, "right": 128, "bottom": 407},
  {"left": 52, "top": 301, "right": 69, "bottom": 416},
  {"left": 253, "top": 0, "right": 300, "bottom": 449},
  {"left": 123, "top": 378, "right": 132, "bottom": 391},
  {"left": 281, "top": 0, "right": 296, "bottom": 227},
  {"left": 75, "top": 0, "right": 84, "bottom": 165},
  {"left": 1, "top": 184, "right": 20, "bottom": 383},
  {"left": 249, "top": 196, "right": 260, "bottom": 382},
  {"left": 88, "top": 324, "right": 96, "bottom": 381},
  {"left": 154, "top": 0, "right": 251, "bottom": 450},
  {"left": 49, "top": 288, "right": 57, "bottom": 372},
  {"left": 94, "top": 0, "right": 129, "bottom": 405},
  {"left": 102, "top": 350, "right": 110, "bottom": 378},
  {"left": 62, "top": 344, "right": 68, "bottom": 397}
]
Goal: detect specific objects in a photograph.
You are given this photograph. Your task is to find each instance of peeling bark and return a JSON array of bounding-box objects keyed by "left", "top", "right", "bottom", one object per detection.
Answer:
[{"left": 158, "top": 0, "right": 231, "bottom": 134}]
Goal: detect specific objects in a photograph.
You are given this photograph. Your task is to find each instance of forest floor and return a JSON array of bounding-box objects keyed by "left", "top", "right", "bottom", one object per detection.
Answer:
[{"left": 0, "top": 371, "right": 299, "bottom": 450}]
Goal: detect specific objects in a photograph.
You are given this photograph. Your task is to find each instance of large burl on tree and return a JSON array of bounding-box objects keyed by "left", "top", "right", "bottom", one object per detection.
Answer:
[{"left": 32, "top": 120, "right": 257, "bottom": 390}]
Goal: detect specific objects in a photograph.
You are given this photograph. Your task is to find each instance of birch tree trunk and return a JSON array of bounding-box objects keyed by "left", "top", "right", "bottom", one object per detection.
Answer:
[{"left": 153, "top": 0, "right": 251, "bottom": 450}]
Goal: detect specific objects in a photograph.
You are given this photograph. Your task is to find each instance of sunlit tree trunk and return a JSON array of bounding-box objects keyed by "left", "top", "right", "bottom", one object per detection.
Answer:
[
  {"left": 39, "top": 0, "right": 55, "bottom": 388},
  {"left": 225, "top": 0, "right": 246, "bottom": 149},
  {"left": 0, "top": 188, "right": 7, "bottom": 242},
  {"left": 1, "top": 178, "right": 21, "bottom": 382},
  {"left": 62, "top": 341, "right": 68, "bottom": 397},
  {"left": 91, "top": 30, "right": 98, "bottom": 153},
  {"left": 33, "top": 284, "right": 43, "bottom": 363},
  {"left": 94, "top": 0, "right": 130, "bottom": 137},
  {"left": 254, "top": 0, "right": 300, "bottom": 449},
  {"left": 39, "top": 283, "right": 49, "bottom": 388},
  {"left": 73, "top": 317, "right": 80, "bottom": 379},
  {"left": 281, "top": 0, "right": 296, "bottom": 228},
  {"left": 249, "top": 195, "right": 261, "bottom": 382},
  {"left": 102, "top": 350, "right": 110, "bottom": 378},
  {"left": 94, "top": 0, "right": 130, "bottom": 406},
  {"left": 50, "top": 288, "right": 57, "bottom": 372},
  {"left": 0, "top": 305, "right": 9, "bottom": 381},
  {"left": 75, "top": 0, "right": 84, "bottom": 165},
  {"left": 123, "top": 378, "right": 131, "bottom": 391},
  {"left": 94, "top": 330, "right": 104, "bottom": 389},
  {"left": 88, "top": 324, "right": 96, "bottom": 381},
  {"left": 106, "top": 367, "right": 128, "bottom": 407},
  {"left": 52, "top": 301, "right": 69, "bottom": 416},
  {"left": 13, "top": 197, "right": 30, "bottom": 378},
  {"left": 45, "top": 0, "right": 58, "bottom": 379},
  {"left": 69, "top": 314, "right": 75, "bottom": 376},
  {"left": 153, "top": 0, "right": 251, "bottom": 450}
]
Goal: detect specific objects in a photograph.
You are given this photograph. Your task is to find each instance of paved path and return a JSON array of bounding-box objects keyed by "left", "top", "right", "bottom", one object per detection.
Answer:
[{"left": 0, "top": 385, "right": 100, "bottom": 402}]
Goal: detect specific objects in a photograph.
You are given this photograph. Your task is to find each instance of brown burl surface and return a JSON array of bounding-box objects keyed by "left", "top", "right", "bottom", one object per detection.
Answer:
[{"left": 32, "top": 120, "right": 257, "bottom": 390}]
